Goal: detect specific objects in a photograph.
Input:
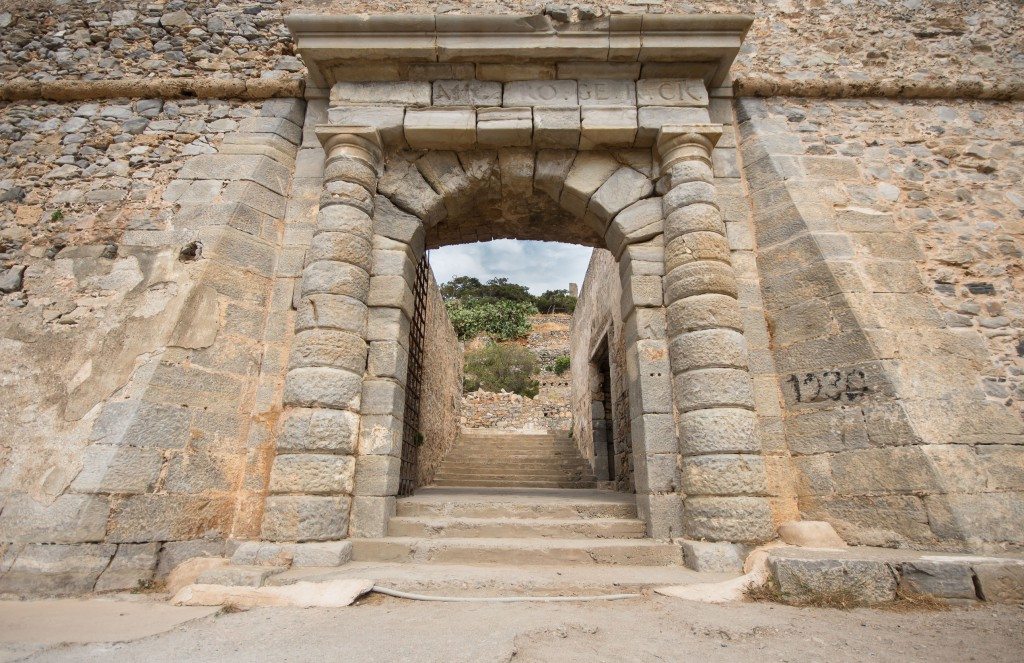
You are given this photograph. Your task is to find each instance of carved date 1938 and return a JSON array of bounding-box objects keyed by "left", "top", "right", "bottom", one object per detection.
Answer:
[{"left": 786, "top": 369, "right": 868, "bottom": 403}]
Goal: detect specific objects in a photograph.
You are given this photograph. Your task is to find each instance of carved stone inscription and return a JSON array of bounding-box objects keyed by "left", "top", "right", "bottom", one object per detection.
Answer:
[
  {"left": 433, "top": 80, "right": 502, "bottom": 106},
  {"left": 785, "top": 369, "right": 869, "bottom": 404},
  {"left": 503, "top": 80, "right": 578, "bottom": 108},
  {"left": 636, "top": 79, "right": 708, "bottom": 106},
  {"left": 577, "top": 80, "right": 636, "bottom": 106}
]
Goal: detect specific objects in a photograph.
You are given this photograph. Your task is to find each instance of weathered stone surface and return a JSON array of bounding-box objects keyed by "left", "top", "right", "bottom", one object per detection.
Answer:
[
  {"left": 283, "top": 367, "right": 362, "bottom": 411},
  {"left": 588, "top": 166, "right": 653, "bottom": 226},
  {"left": 197, "top": 565, "right": 285, "bottom": 588},
  {"left": 768, "top": 553, "right": 898, "bottom": 605},
  {"left": 301, "top": 260, "right": 370, "bottom": 300},
  {"left": 0, "top": 543, "right": 116, "bottom": 596},
  {"left": 165, "top": 556, "right": 230, "bottom": 595},
  {"left": 682, "top": 454, "right": 766, "bottom": 496},
  {"left": 331, "top": 81, "right": 430, "bottom": 106},
  {"left": 69, "top": 445, "right": 163, "bottom": 495},
  {"left": 669, "top": 329, "right": 748, "bottom": 374},
  {"left": 477, "top": 107, "right": 532, "bottom": 147},
  {"left": 269, "top": 454, "right": 355, "bottom": 495},
  {"left": 404, "top": 109, "right": 476, "bottom": 150},
  {"left": 636, "top": 79, "right": 708, "bottom": 106},
  {"left": 683, "top": 496, "right": 775, "bottom": 543},
  {"left": 534, "top": 108, "right": 580, "bottom": 148},
  {"left": 899, "top": 561, "right": 977, "bottom": 600},
  {"left": 0, "top": 494, "right": 108, "bottom": 544},
  {"left": 778, "top": 521, "right": 848, "bottom": 549},
  {"left": 580, "top": 107, "right": 637, "bottom": 148},
  {"left": 973, "top": 562, "right": 1024, "bottom": 603},
  {"left": 95, "top": 543, "right": 159, "bottom": 592},
  {"left": 262, "top": 496, "right": 352, "bottom": 542},
  {"left": 503, "top": 80, "right": 577, "bottom": 108},
  {"left": 295, "top": 294, "right": 368, "bottom": 335},
  {"left": 292, "top": 541, "right": 353, "bottom": 567},
  {"left": 289, "top": 329, "right": 368, "bottom": 373},
  {"left": 679, "top": 540, "right": 744, "bottom": 573},
  {"left": 674, "top": 368, "right": 754, "bottom": 412},
  {"left": 577, "top": 80, "right": 636, "bottom": 107},
  {"left": 433, "top": 80, "right": 502, "bottom": 106},
  {"left": 678, "top": 408, "right": 760, "bottom": 455}
]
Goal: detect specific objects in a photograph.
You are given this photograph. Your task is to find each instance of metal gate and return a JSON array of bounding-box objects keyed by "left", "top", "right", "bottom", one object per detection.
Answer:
[{"left": 398, "top": 254, "right": 430, "bottom": 496}]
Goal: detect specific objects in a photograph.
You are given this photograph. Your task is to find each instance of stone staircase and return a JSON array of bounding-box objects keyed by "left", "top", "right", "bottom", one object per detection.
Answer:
[{"left": 431, "top": 429, "right": 597, "bottom": 489}]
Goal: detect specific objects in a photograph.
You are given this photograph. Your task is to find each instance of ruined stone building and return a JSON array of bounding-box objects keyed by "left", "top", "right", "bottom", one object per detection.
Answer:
[{"left": 0, "top": 1, "right": 1022, "bottom": 595}]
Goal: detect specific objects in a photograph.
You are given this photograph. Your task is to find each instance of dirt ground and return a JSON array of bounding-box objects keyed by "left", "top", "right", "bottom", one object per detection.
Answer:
[{"left": 3, "top": 593, "right": 1022, "bottom": 663}]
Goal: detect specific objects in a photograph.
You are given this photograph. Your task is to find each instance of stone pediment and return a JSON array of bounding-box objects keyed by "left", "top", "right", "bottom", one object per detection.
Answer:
[{"left": 285, "top": 13, "right": 753, "bottom": 89}]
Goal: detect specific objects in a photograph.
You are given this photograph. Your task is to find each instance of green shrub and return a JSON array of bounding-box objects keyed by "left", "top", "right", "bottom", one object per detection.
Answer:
[
  {"left": 552, "top": 355, "right": 571, "bottom": 375},
  {"left": 463, "top": 343, "right": 540, "bottom": 398},
  {"left": 445, "top": 299, "right": 537, "bottom": 341}
]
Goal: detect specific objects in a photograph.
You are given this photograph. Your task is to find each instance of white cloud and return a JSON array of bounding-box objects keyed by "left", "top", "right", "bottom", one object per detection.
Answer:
[{"left": 429, "top": 240, "right": 593, "bottom": 294}]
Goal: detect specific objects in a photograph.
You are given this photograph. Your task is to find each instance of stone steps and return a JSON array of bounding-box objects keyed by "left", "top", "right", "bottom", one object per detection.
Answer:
[
  {"left": 351, "top": 537, "right": 682, "bottom": 566},
  {"left": 387, "top": 516, "right": 645, "bottom": 539},
  {"left": 396, "top": 488, "right": 638, "bottom": 519},
  {"left": 432, "top": 478, "right": 597, "bottom": 488}
]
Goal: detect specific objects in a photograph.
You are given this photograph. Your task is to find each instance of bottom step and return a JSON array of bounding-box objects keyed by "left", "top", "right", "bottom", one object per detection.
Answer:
[
  {"left": 351, "top": 537, "right": 683, "bottom": 566},
  {"left": 266, "top": 561, "right": 730, "bottom": 597}
]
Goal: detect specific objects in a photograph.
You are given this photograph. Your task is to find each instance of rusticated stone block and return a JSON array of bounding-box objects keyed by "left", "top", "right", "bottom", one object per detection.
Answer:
[
  {"left": 667, "top": 293, "right": 743, "bottom": 334},
  {"left": 262, "top": 496, "right": 352, "bottom": 542},
  {"left": 295, "top": 294, "right": 368, "bottom": 336},
  {"left": 0, "top": 543, "right": 116, "bottom": 596},
  {"left": 580, "top": 106, "right": 637, "bottom": 148},
  {"left": 899, "top": 561, "right": 977, "bottom": 600},
  {"left": 664, "top": 202, "right": 725, "bottom": 240},
  {"left": 665, "top": 261, "right": 738, "bottom": 303},
  {"left": 665, "top": 231, "right": 730, "bottom": 272},
  {"left": 367, "top": 274, "right": 416, "bottom": 318},
  {"left": 606, "top": 197, "right": 663, "bottom": 256},
  {"left": 357, "top": 414, "right": 403, "bottom": 456},
  {"left": 681, "top": 454, "right": 766, "bottom": 496},
  {"left": 360, "top": 379, "right": 405, "bottom": 418},
  {"left": 269, "top": 454, "right": 355, "bottom": 495},
  {"left": 679, "top": 540, "right": 744, "bottom": 573},
  {"left": 306, "top": 231, "right": 373, "bottom": 271},
  {"left": 0, "top": 494, "right": 109, "bottom": 544},
  {"left": 90, "top": 400, "right": 191, "bottom": 449},
  {"left": 349, "top": 496, "right": 397, "bottom": 538},
  {"left": 663, "top": 180, "right": 717, "bottom": 216},
  {"left": 674, "top": 368, "right": 754, "bottom": 412},
  {"left": 301, "top": 260, "right": 370, "bottom": 300},
  {"left": 95, "top": 543, "right": 159, "bottom": 592},
  {"left": 108, "top": 495, "right": 233, "bottom": 544},
  {"left": 678, "top": 408, "right": 759, "bottom": 455},
  {"left": 69, "top": 445, "right": 163, "bottom": 495},
  {"left": 534, "top": 107, "right": 580, "bottom": 148},
  {"left": 289, "top": 329, "right": 368, "bottom": 374},
  {"left": 588, "top": 166, "right": 653, "bottom": 226},
  {"left": 317, "top": 204, "right": 373, "bottom": 240},
  {"left": 669, "top": 329, "right": 749, "bottom": 374},
  {"left": 292, "top": 541, "right": 353, "bottom": 567},
  {"left": 683, "top": 496, "right": 775, "bottom": 543},
  {"left": 973, "top": 562, "right": 1024, "bottom": 603},
  {"left": 353, "top": 455, "right": 402, "bottom": 497},
  {"left": 283, "top": 367, "right": 362, "bottom": 411},
  {"left": 767, "top": 553, "right": 897, "bottom": 605}
]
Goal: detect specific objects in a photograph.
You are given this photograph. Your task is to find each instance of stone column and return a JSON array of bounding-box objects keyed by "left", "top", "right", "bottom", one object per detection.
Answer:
[
  {"left": 261, "top": 127, "right": 383, "bottom": 542},
  {"left": 656, "top": 125, "right": 774, "bottom": 545}
]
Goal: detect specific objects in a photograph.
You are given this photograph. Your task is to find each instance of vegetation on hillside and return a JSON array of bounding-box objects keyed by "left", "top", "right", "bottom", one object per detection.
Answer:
[
  {"left": 463, "top": 343, "right": 540, "bottom": 398},
  {"left": 440, "top": 276, "right": 576, "bottom": 340}
]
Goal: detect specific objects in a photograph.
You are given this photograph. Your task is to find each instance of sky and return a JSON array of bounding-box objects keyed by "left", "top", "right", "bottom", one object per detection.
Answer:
[{"left": 428, "top": 240, "right": 593, "bottom": 295}]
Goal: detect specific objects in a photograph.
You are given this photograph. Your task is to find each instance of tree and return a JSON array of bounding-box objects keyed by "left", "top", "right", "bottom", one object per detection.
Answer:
[
  {"left": 463, "top": 342, "right": 540, "bottom": 397},
  {"left": 445, "top": 299, "right": 537, "bottom": 341},
  {"left": 440, "top": 276, "right": 535, "bottom": 306},
  {"left": 535, "top": 288, "right": 577, "bottom": 313}
]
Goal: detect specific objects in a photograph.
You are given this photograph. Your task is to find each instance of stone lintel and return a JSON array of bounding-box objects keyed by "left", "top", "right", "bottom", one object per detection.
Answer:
[{"left": 287, "top": 13, "right": 753, "bottom": 89}]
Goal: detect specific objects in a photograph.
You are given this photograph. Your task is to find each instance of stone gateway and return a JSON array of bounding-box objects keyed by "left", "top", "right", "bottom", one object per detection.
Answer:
[{"left": 0, "top": 4, "right": 1022, "bottom": 597}]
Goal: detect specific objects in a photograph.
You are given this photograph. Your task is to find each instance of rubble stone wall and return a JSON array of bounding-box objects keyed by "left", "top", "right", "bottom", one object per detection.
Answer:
[
  {"left": 415, "top": 270, "right": 463, "bottom": 487},
  {"left": 2, "top": 2, "right": 1019, "bottom": 101},
  {"left": 570, "top": 250, "right": 633, "bottom": 490},
  {"left": 460, "top": 314, "right": 574, "bottom": 432}
]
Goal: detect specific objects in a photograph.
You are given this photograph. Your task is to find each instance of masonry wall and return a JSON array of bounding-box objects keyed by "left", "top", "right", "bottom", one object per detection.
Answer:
[
  {"left": 571, "top": 249, "right": 633, "bottom": 490},
  {"left": 0, "top": 95, "right": 305, "bottom": 594},
  {"left": 738, "top": 96, "right": 1024, "bottom": 552},
  {"left": 414, "top": 269, "right": 462, "bottom": 488}
]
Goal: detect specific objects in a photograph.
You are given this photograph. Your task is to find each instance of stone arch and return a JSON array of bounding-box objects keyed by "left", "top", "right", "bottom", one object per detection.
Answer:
[{"left": 353, "top": 145, "right": 680, "bottom": 537}]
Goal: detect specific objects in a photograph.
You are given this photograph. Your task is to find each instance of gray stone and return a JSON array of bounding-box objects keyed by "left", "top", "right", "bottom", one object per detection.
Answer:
[
  {"left": 683, "top": 496, "right": 774, "bottom": 543},
  {"left": 0, "top": 494, "right": 109, "bottom": 544},
  {"left": 331, "top": 82, "right": 431, "bottom": 106},
  {"left": 155, "top": 538, "right": 228, "bottom": 578},
  {"left": 433, "top": 80, "right": 502, "bottom": 106},
  {"left": 95, "top": 543, "right": 159, "bottom": 592},
  {"left": 636, "top": 79, "right": 708, "bottom": 106},
  {"left": 534, "top": 107, "right": 581, "bottom": 148},
  {"left": 283, "top": 367, "right": 362, "bottom": 411},
  {"left": 277, "top": 408, "right": 359, "bottom": 455},
  {"left": 899, "top": 561, "right": 977, "bottom": 600},
  {"left": 679, "top": 540, "right": 744, "bottom": 573},
  {"left": 269, "top": 454, "right": 355, "bottom": 495},
  {"left": 231, "top": 542, "right": 294, "bottom": 567},
  {"left": 504, "top": 80, "right": 578, "bottom": 108},
  {"left": 262, "top": 496, "right": 352, "bottom": 542},
  {"left": 197, "top": 565, "right": 286, "bottom": 587},
  {"left": 973, "top": 562, "right": 1024, "bottom": 603},
  {"left": 767, "top": 553, "right": 898, "bottom": 605},
  {"left": 292, "top": 541, "right": 353, "bottom": 567},
  {"left": 0, "top": 265, "right": 25, "bottom": 293},
  {"left": 69, "top": 445, "right": 164, "bottom": 494},
  {"left": 0, "top": 544, "right": 116, "bottom": 596},
  {"left": 578, "top": 80, "right": 636, "bottom": 106},
  {"left": 588, "top": 166, "right": 653, "bottom": 225}
]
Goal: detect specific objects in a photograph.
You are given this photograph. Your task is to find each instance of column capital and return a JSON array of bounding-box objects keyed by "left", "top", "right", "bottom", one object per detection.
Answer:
[
  {"left": 655, "top": 124, "right": 723, "bottom": 171},
  {"left": 316, "top": 125, "right": 384, "bottom": 171}
]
